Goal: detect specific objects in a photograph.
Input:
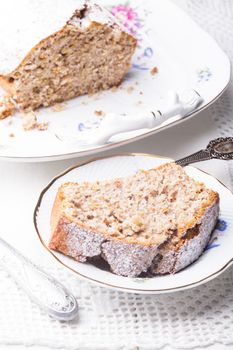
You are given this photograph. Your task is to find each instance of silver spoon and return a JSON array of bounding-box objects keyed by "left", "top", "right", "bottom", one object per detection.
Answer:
[
  {"left": 0, "top": 236, "right": 78, "bottom": 321},
  {"left": 176, "top": 137, "right": 233, "bottom": 166}
]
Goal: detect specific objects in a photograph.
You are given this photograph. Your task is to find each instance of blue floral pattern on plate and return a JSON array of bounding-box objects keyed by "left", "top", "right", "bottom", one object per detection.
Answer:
[
  {"left": 216, "top": 219, "right": 227, "bottom": 231},
  {"left": 205, "top": 219, "right": 227, "bottom": 251},
  {"left": 197, "top": 67, "right": 212, "bottom": 83}
]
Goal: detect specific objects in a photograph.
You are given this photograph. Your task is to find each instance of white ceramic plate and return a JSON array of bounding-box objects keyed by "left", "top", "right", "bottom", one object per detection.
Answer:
[
  {"left": 0, "top": 0, "right": 230, "bottom": 162},
  {"left": 34, "top": 154, "right": 233, "bottom": 294}
]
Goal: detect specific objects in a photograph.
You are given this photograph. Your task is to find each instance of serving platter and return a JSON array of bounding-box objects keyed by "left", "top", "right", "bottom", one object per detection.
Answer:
[
  {"left": 0, "top": 0, "right": 230, "bottom": 162},
  {"left": 34, "top": 154, "right": 233, "bottom": 294}
]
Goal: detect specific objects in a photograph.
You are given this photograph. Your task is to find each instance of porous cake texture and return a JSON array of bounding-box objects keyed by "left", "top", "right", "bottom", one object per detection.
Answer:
[
  {"left": 0, "top": 0, "right": 136, "bottom": 115},
  {"left": 49, "top": 163, "right": 219, "bottom": 277}
]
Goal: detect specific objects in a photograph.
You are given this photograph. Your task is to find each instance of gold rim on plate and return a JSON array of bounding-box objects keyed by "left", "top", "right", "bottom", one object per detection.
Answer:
[{"left": 33, "top": 153, "right": 233, "bottom": 293}]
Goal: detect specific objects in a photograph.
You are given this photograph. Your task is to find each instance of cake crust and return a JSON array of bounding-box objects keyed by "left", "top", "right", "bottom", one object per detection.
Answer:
[{"left": 151, "top": 201, "right": 219, "bottom": 274}]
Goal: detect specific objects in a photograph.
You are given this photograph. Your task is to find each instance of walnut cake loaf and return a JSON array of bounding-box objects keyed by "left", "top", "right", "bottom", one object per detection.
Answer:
[
  {"left": 49, "top": 163, "right": 219, "bottom": 277},
  {"left": 0, "top": 0, "right": 136, "bottom": 118}
]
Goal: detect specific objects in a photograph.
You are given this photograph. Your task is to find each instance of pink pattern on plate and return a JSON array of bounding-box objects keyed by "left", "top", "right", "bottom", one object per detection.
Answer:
[{"left": 111, "top": 4, "right": 141, "bottom": 36}]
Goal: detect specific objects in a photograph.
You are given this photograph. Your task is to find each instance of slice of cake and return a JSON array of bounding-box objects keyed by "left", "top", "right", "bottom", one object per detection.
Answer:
[
  {"left": 0, "top": 0, "right": 136, "bottom": 117},
  {"left": 49, "top": 163, "right": 219, "bottom": 277}
]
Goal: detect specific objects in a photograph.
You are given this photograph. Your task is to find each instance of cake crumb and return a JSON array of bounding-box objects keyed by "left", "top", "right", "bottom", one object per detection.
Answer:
[
  {"left": 37, "top": 122, "right": 49, "bottom": 131},
  {"left": 87, "top": 91, "right": 96, "bottom": 97},
  {"left": 127, "top": 86, "right": 134, "bottom": 94},
  {"left": 22, "top": 111, "right": 48, "bottom": 131},
  {"left": 22, "top": 111, "right": 37, "bottom": 130},
  {"left": 9, "top": 133, "right": 15, "bottom": 138},
  {"left": 52, "top": 103, "right": 67, "bottom": 112},
  {"left": 111, "top": 86, "right": 118, "bottom": 92},
  {"left": 150, "top": 66, "right": 159, "bottom": 76},
  {"left": 137, "top": 101, "right": 143, "bottom": 105},
  {"left": 139, "top": 91, "right": 144, "bottom": 95},
  {"left": 94, "top": 110, "right": 106, "bottom": 117},
  {"left": 91, "top": 92, "right": 102, "bottom": 100},
  {"left": 0, "top": 96, "right": 15, "bottom": 119}
]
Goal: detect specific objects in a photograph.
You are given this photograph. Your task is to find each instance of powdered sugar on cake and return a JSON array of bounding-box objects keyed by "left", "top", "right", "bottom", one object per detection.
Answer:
[{"left": 68, "top": 1, "right": 129, "bottom": 33}]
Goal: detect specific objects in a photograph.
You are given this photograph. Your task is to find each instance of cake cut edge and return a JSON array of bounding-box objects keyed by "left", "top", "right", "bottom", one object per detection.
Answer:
[{"left": 151, "top": 199, "right": 219, "bottom": 275}]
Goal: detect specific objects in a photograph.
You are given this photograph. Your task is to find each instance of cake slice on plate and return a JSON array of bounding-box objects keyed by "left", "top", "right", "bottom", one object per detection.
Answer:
[
  {"left": 49, "top": 162, "right": 219, "bottom": 277},
  {"left": 0, "top": 0, "right": 137, "bottom": 117}
]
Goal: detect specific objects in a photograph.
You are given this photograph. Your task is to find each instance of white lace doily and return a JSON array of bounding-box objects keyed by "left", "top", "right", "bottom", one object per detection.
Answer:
[
  {"left": 0, "top": 269, "right": 233, "bottom": 350},
  {"left": 0, "top": 265, "right": 233, "bottom": 349},
  {"left": 0, "top": 1, "right": 233, "bottom": 349},
  {"left": 183, "top": 0, "right": 233, "bottom": 191}
]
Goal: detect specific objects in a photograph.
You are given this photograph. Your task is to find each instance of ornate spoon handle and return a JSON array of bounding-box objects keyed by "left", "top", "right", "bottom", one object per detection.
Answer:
[
  {"left": 176, "top": 137, "right": 233, "bottom": 167},
  {"left": 0, "top": 236, "right": 78, "bottom": 321}
]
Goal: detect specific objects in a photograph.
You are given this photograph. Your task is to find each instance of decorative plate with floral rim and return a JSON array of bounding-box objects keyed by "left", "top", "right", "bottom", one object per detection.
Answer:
[
  {"left": 34, "top": 155, "right": 233, "bottom": 294},
  {"left": 0, "top": 0, "right": 230, "bottom": 161}
]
